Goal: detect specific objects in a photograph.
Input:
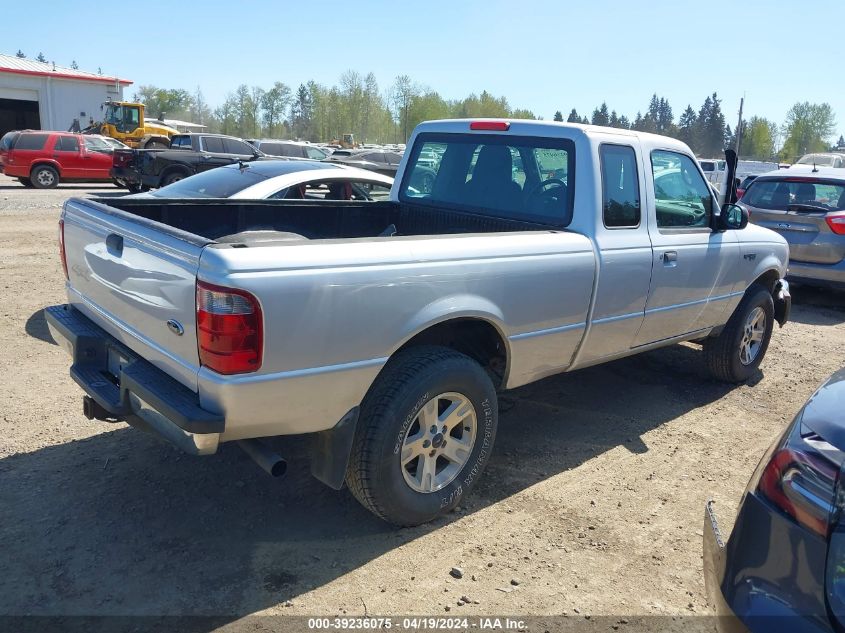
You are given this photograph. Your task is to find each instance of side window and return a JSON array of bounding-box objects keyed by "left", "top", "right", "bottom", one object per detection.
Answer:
[
  {"left": 201, "top": 137, "right": 225, "bottom": 153},
  {"left": 600, "top": 145, "right": 640, "bottom": 228},
  {"left": 306, "top": 146, "right": 327, "bottom": 160},
  {"left": 651, "top": 150, "right": 714, "bottom": 229},
  {"left": 55, "top": 136, "right": 80, "bottom": 152},
  {"left": 223, "top": 139, "right": 254, "bottom": 155},
  {"left": 14, "top": 133, "right": 49, "bottom": 150}
]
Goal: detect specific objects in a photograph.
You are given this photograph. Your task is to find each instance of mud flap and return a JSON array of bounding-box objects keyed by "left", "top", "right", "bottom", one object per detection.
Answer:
[
  {"left": 774, "top": 279, "right": 791, "bottom": 327},
  {"left": 310, "top": 407, "right": 359, "bottom": 490}
]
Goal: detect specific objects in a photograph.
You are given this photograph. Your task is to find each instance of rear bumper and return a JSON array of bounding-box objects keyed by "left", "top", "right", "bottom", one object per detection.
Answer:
[
  {"left": 703, "top": 501, "right": 749, "bottom": 633},
  {"left": 110, "top": 166, "right": 139, "bottom": 185},
  {"left": 787, "top": 259, "right": 845, "bottom": 290},
  {"left": 44, "top": 304, "right": 222, "bottom": 455}
]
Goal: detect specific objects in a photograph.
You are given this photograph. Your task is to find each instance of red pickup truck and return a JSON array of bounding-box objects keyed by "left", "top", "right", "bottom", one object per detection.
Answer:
[{"left": 0, "top": 130, "right": 114, "bottom": 188}]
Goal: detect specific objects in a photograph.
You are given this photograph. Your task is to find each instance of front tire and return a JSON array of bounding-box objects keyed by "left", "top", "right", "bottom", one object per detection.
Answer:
[
  {"left": 703, "top": 284, "right": 774, "bottom": 383},
  {"left": 31, "top": 165, "right": 59, "bottom": 189},
  {"left": 346, "top": 346, "right": 498, "bottom": 526}
]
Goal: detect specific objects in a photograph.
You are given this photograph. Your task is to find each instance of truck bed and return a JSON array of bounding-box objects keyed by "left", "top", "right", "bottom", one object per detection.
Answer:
[{"left": 88, "top": 198, "right": 557, "bottom": 243}]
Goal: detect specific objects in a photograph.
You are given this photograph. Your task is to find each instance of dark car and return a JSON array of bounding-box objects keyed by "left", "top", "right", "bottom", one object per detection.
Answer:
[
  {"left": 705, "top": 367, "right": 845, "bottom": 632},
  {"left": 248, "top": 139, "right": 329, "bottom": 161},
  {"left": 112, "top": 133, "right": 267, "bottom": 192},
  {"left": 327, "top": 149, "right": 438, "bottom": 193},
  {"left": 326, "top": 149, "right": 403, "bottom": 176},
  {"left": 737, "top": 175, "right": 758, "bottom": 200}
]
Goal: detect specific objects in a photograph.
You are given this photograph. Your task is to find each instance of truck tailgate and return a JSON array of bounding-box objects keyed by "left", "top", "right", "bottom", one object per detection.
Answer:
[{"left": 62, "top": 198, "right": 207, "bottom": 391}]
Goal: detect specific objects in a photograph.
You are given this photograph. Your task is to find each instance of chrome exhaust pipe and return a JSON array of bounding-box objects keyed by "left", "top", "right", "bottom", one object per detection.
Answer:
[{"left": 238, "top": 439, "right": 287, "bottom": 478}]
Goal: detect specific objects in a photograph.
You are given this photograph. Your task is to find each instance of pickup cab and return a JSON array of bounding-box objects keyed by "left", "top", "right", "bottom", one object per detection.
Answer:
[
  {"left": 46, "top": 119, "right": 791, "bottom": 526},
  {"left": 111, "top": 132, "right": 264, "bottom": 192}
]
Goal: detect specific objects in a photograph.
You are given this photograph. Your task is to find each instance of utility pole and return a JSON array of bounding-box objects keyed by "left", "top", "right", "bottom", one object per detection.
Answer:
[{"left": 734, "top": 96, "right": 744, "bottom": 159}]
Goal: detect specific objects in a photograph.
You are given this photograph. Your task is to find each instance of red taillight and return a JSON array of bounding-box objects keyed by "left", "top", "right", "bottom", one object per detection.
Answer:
[
  {"left": 470, "top": 121, "right": 510, "bottom": 131},
  {"left": 196, "top": 281, "right": 263, "bottom": 375},
  {"left": 58, "top": 218, "right": 68, "bottom": 280},
  {"left": 758, "top": 448, "right": 837, "bottom": 537},
  {"left": 826, "top": 212, "right": 845, "bottom": 235},
  {"left": 737, "top": 188, "right": 746, "bottom": 200}
]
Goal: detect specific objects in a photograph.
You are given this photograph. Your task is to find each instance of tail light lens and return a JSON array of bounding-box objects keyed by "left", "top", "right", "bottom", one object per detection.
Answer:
[
  {"left": 826, "top": 212, "right": 845, "bottom": 235},
  {"left": 112, "top": 150, "right": 134, "bottom": 168},
  {"left": 196, "top": 281, "right": 262, "bottom": 375},
  {"left": 736, "top": 188, "right": 746, "bottom": 200},
  {"left": 58, "top": 218, "right": 68, "bottom": 280},
  {"left": 758, "top": 444, "right": 837, "bottom": 537}
]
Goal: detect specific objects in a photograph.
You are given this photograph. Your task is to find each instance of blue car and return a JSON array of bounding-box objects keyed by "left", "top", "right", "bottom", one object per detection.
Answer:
[{"left": 704, "top": 368, "right": 845, "bottom": 632}]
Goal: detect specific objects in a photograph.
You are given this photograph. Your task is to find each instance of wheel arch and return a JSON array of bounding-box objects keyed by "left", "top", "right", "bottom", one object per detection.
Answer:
[
  {"left": 391, "top": 314, "right": 510, "bottom": 390},
  {"left": 30, "top": 160, "right": 61, "bottom": 176}
]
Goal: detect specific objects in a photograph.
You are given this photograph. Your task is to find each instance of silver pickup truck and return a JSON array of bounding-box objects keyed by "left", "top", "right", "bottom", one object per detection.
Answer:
[{"left": 46, "top": 119, "right": 791, "bottom": 526}]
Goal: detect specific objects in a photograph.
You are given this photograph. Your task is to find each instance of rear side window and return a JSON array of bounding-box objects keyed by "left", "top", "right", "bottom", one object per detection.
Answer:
[
  {"left": 400, "top": 132, "right": 575, "bottom": 226},
  {"left": 14, "top": 133, "right": 49, "bottom": 150},
  {"left": 601, "top": 145, "right": 640, "bottom": 228},
  {"left": 55, "top": 136, "right": 80, "bottom": 152},
  {"left": 306, "top": 146, "right": 327, "bottom": 160},
  {"left": 201, "top": 137, "right": 225, "bottom": 153},
  {"left": 223, "top": 139, "right": 255, "bottom": 155},
  {"left": 744, "top": 178, "right": 845, "bottom": 211},
  {"left": 262, "top": 143, "right": 300, "bottom": 157}
]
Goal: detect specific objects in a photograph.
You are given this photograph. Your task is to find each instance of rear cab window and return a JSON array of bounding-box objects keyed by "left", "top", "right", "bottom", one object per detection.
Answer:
[
  {"left": 400, "top": 132, "right": 575, "bottom": 226},
  {"left": 170, "top": 136, "right": 193, "bottom": 149},
  {"left": 601, "top": 145, "right": 640, "bottom": 228}
]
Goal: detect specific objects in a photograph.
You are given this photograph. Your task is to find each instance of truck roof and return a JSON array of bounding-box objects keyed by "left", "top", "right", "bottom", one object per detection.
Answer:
[{"left": 412, "top": 118, "right": 693, "bottom": 152}]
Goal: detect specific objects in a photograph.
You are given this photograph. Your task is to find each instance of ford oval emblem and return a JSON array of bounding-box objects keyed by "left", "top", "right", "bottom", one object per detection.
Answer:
[{"left": 166, "top": 319, "right": 185, "bottom": 336}]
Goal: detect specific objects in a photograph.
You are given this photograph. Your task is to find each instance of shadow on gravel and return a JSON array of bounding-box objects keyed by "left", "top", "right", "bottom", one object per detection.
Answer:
[
  {"left": 24, "top": 309, "right": 56, "bottom": 345},
  {"left": 788, "top": 284, "right": 845, "bottom": 326},
  {"left": 0, "top": 343, "right": 738, "bottom": 623}
]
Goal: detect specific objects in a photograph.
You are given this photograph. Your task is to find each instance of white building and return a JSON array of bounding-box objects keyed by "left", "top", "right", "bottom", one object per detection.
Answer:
[{"left": 0, "top": 53, "right": 132, "bottom": 137}]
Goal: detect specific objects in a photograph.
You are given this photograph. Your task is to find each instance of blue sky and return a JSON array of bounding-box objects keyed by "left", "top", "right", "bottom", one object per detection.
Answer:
[{"left": 7, "top": 0, "right": 844, "bottom": 138}]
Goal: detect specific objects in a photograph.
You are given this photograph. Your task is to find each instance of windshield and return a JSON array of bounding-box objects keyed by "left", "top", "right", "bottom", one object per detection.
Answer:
[
  {"left": 150, "top": 166, "right": 270, "bottom": 198},
  {"left": 743, "top": 178, "right": 845, "bottom": 211},
  {"left": 399, "top": 132, "right": 575, "bottom": 226}
]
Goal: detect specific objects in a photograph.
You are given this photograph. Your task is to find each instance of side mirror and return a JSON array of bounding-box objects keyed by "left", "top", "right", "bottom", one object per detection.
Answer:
[{"left": 719, "top": 203, "right": 749, "bottom": 230}]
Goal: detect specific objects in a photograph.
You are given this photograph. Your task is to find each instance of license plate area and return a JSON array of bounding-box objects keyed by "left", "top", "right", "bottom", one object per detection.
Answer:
[{"left": 106, "top": 345, "right": 132, "bottom": 383}]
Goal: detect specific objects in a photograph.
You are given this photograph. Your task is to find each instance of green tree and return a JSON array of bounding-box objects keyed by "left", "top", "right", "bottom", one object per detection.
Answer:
[
  {"left": 70, "top": 60, "right": 79, "bottom": 70},
  {"left": 566, "top": 108, "right": 580, "bottom": 123},
  {"left": 390, "top": 75, "right": 417, "bottom": 142},
  {"left": 511, "top": 108, "right": 536, "bottom": 119},
  {"left": 694, "top": 93, "right": 727, "bottom": 157},
  {"left": 780, "top": 102, "right": 837, "bottom": 162},
  {"left": 591, "top": 102, "right": 610, "bottom": 126},
  {"left": 133, "top": 86, "right": 194, "bottom": 120},
  {"left": 677, "top": 105, "right": 697, "bottom": 151},
  {"left": 290, "top": 83, "right": 314, "bottom": 140},
  {"left": 261, "top": 81, "right": 292, "bottom": 138},
  {"left": 553, "top": 110, "right": 563, "bottom": 122},
  {"left": 36, "top": 52, "right": 46, "bottom": 63},
  {"left": 15, "top": 50, "right": 25, "bottom": 58},
  {"left": 741, "top": 117, "right": 777, "bottom": 160}
]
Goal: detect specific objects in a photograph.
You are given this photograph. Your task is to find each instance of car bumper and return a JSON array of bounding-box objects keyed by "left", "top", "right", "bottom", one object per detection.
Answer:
[
  {"left": 44, "top": 304, "right": 222, "bottom": 455},
  {"left": 787, "top": 259, "right": 845, "bottom": 290},
  {"left": 704, "top": 501, "right": 750, "bottom": 633},
  {"left": 704, "top": 496, "right": 833, "bottom": 633}
]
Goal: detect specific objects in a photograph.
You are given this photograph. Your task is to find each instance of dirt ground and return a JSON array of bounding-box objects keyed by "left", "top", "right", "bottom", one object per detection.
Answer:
[{"left": 1, "top": 173, "right": 844, "bottom": 629}]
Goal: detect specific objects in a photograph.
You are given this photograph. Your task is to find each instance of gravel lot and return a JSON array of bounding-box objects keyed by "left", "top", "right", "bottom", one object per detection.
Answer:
[{"left": 1, "top": 173, "right": 844, "bottom": 628}]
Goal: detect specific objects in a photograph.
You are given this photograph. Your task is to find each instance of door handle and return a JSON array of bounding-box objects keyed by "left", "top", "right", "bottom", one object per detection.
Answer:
[
  {"left": 662, "top": 251, "right": 678, "bottom": 265},
  {"left": 106, "top": 233, "right": 123, "bottom": 255}
]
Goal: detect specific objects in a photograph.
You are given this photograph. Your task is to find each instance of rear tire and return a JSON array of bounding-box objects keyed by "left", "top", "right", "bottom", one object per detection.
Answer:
[
  {"left": 346, "top": 346, "right": 498, "bottom": 526},
  {"left": 18, "top": 177, "right": 34, "bottom": 188},
  {"left": 31, "top": 165, "right": 59, "bottom": 189},
  {"left": 703, "top": 284, "right": 774, "bottom": 383},
  {"left": 161, "top": 171, "right": 187, "bottom": 187}
]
